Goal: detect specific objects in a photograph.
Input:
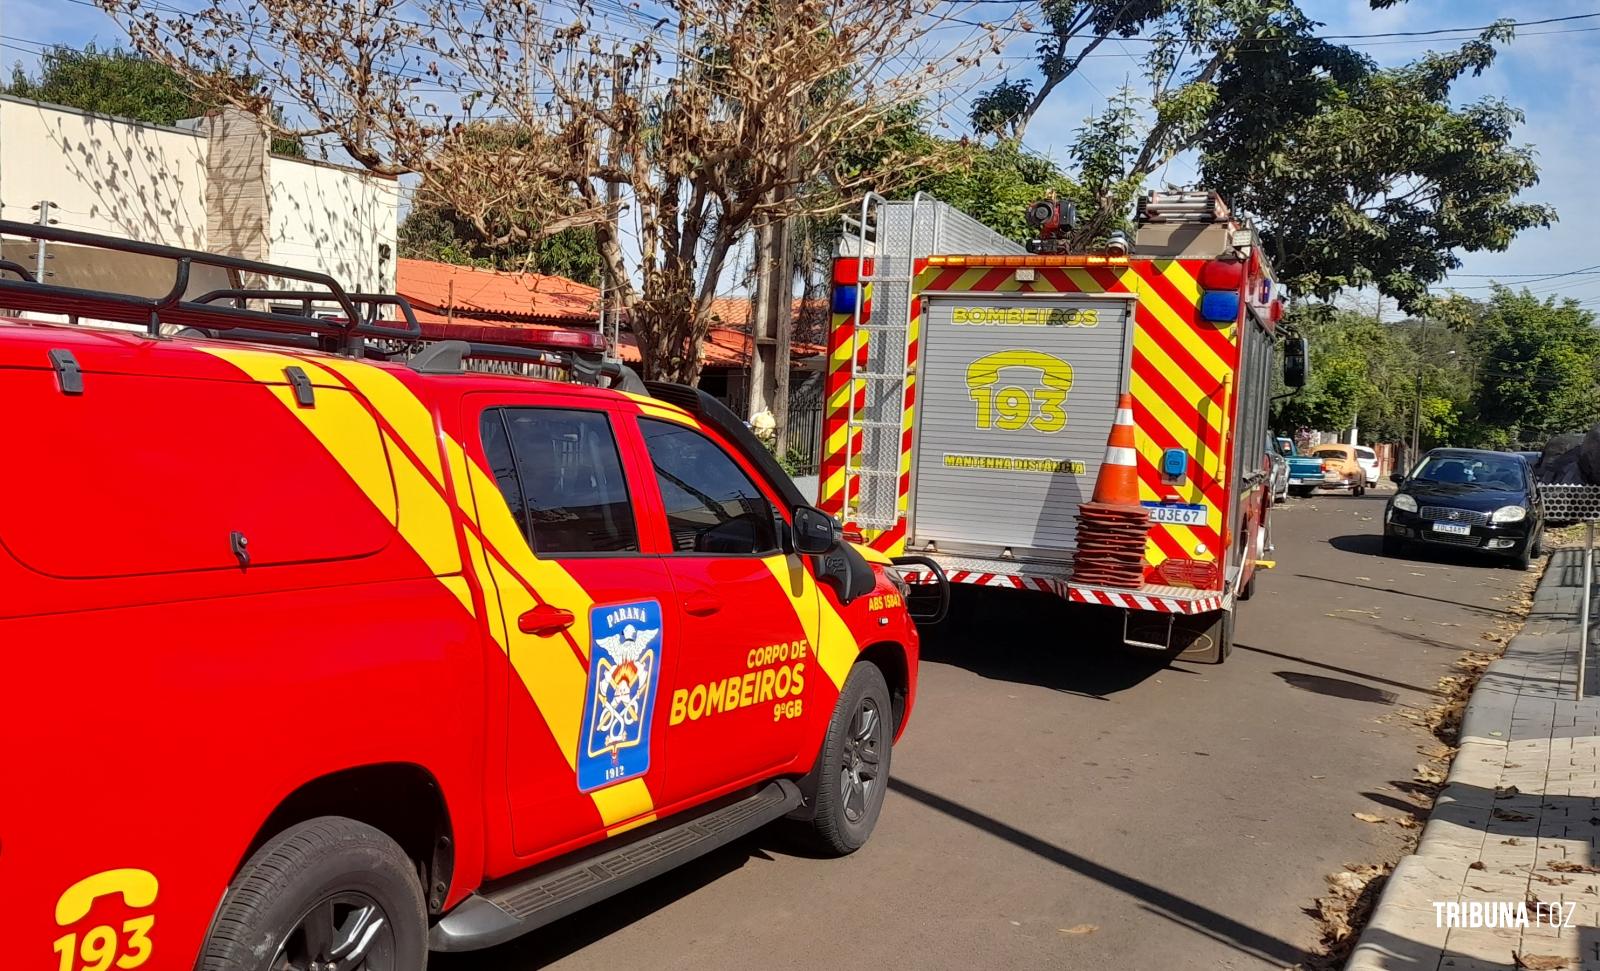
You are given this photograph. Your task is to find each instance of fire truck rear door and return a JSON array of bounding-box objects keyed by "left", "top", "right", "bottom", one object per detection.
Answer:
[{"left": 912, "top": 292, "right": 1134, "bottom": 558}]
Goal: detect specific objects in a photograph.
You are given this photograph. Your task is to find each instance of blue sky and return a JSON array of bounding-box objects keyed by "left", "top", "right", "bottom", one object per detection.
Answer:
[{"left": 2, "top": 0, "right": 1595, "bottom": 305}]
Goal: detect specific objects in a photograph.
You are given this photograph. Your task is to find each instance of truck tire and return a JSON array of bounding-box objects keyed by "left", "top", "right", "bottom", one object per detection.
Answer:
[
  {"left": 1176, "top": 607, "right": 1233, "bottom": 665},
  {"left": 200, "top": 817, "right": 427, "bottom": 971},
  {"left": 798, "top": 662, "right": 893, "bottom": 857}
]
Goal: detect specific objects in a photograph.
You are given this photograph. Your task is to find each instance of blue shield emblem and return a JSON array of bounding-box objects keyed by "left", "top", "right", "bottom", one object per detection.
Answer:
[{"left": 577, "top": 600, "right": 663, "bottom": 792}]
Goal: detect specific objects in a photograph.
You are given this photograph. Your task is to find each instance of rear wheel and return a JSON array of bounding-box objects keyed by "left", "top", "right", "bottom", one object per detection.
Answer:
[
  {"left": 799, "top": 663, "right": 892, "bottom": 856},
  {"left": 200, "top": 817, "right": 426, "bottom": 971}
]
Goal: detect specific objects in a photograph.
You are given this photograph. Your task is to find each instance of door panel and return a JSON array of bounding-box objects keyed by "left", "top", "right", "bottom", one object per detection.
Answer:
[
  {"left": 632, "top": 416, "right": 817, "bottom": 805},
  {"left": 467, "top": 401, "right": 679, "bottom": 859}
]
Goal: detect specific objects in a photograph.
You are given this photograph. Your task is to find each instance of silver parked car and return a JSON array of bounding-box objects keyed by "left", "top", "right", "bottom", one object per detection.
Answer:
[{"left": 1267, "top": 434, "right": 1289, "bottom": 502}]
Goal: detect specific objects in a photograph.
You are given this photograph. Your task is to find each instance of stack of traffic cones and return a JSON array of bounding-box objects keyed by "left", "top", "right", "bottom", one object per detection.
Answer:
[{"left": 1071, "top": 394, "right": 1151, "bottom": 588}]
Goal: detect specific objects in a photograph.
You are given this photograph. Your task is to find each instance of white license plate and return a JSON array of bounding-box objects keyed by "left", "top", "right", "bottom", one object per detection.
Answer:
[
  {"left": 1432, "top": 521, "right": 1472, "bottom": 535},
  {"left": 1143, "top": 503, "right": 1207, "bottom": 526}
]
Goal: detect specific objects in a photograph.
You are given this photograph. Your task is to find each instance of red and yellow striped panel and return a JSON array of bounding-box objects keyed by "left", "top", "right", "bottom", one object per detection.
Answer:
[
  {"left": 818, "top": 283, "right": 869, "bottom": 523},
  {"left": 821, "top": 259, "right": 1240, "bottom": 581}
]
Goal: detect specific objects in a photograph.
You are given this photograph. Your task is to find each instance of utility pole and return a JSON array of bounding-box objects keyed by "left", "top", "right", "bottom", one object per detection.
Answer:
[
  {"left": 30, "top": 200, "right": 57, "bottom": 280},
  {"left": 748, "top": 5, "right": 799, "bottom": 446}
]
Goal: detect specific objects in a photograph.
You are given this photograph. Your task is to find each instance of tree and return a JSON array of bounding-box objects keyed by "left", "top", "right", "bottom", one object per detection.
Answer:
[
  {"left": 398, "top": 192, "right": 603, "bottom": 285},
  {"left": 4, "top": 43, "right": 303, "bottom": 155},
  {"left": 101, "top": 0, "right": 998, "bottom": 382},
  {"left": 1202, "top": 26, "right": 1554, "bottom": 312},
  {"left": 970, "top": 1, "right": 1550, "bottom": 307},
  {"left": 968, "top": 0, "right": 1164, "bottom": 142},
  {"left": 1449, "top": 288, "right": 1600, "bottom": 448}
]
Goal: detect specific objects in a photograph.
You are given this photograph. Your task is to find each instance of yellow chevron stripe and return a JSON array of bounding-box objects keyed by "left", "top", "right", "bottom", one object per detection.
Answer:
[
  {"left": 761, "top": 554, "right": 859, "bottom": 691},
  {"left": 1129, "top": 364, "right": 1225, "bottom": 479},
  {"left": 1156, "top": 263, "right": 1233, "bottom": 375},
  {"left": 1064, "top": 268, "right": 1106, "bottom": 292},
  {"left": 204, "top": 348, "right": 658, "bottom": 828},
  {"left": 195, "top": 349, "right": 472, "bottom": 599},
  {"left": 448, "top": 436, "right": 658, "bottom": 825}
]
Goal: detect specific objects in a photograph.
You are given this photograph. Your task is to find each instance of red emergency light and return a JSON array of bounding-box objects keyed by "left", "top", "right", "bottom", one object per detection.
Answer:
[{"left": 831, "top": 257, "right": 874, "bottom": 286}]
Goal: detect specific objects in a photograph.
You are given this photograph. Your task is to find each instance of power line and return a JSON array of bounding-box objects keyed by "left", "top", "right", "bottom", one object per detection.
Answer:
[{"left": 926, "top": 8, "right": 1600, "bottom": 43}]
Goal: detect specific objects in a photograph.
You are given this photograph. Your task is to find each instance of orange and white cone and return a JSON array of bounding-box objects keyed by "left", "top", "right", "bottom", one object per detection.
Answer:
[
  {"left": 1072, "top": 393, "right": 1150, "bottom": 588},
  {"left": 1091, "top": 393, "right": 1141, "bottom": 506}
]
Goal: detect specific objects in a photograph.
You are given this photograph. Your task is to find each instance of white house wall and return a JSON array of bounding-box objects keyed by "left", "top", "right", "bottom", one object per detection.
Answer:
[
  {"left": 0, "top": 96, "right": 208, "bottom": 249},
  {"left": 268, "top": 155, "right": 399, "bottom": 295},
  {"left": 0, "top": 96, "right": 399, "bottom": 297}
]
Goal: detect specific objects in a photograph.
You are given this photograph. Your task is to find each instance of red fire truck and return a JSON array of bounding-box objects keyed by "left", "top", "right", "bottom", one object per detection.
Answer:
[{"left": 819, "top": 190, "right": 1307, "bottom": 662}]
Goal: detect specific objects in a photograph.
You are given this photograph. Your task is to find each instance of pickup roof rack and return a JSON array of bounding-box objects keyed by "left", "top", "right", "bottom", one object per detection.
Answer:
[{"left": 0, "top": 220, "right": 629, "bottom": 386}]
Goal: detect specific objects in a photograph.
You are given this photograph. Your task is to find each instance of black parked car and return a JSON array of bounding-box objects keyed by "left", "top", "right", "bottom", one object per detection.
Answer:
[{"left": 1384, "top": 448, "right": 1545, "bottom": 569}]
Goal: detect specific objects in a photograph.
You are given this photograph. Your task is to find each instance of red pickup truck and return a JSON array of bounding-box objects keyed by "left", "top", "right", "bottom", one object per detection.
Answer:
[{"left": 0, "top": 222, "right": 941, "bottom": 971}]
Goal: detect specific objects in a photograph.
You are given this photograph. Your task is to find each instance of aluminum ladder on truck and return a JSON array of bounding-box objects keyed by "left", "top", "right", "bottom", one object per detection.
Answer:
[{"left": 836, "top": 194, "right": 1025, "bottom": 532}]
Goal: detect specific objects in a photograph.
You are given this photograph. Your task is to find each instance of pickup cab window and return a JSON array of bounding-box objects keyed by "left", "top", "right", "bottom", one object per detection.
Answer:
[
  {"left": 481, "top": 407, "right": 640, "bottom": 555},
  {"left": 639, "top": 417, "right": 779, "bottom": 555}
]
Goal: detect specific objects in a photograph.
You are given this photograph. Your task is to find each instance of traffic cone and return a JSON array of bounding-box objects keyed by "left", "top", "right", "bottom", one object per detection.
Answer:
[
  {"left": 1091, "top": 394, "right": 1140, "bottom": 505},
  {"left": 1071, "top": 393, "right": 1151, "bottom": 589}
]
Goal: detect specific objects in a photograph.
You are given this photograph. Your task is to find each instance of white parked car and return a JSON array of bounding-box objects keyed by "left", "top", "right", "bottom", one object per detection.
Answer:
[{"left": 1354, "top": 445, "right": 1379, "bottom": 486}]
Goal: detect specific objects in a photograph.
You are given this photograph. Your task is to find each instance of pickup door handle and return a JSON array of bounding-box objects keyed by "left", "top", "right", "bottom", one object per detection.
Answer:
[
  {"left": 518, "top": 604, "right": 576, "bottom": 636},
  {"left": 683, "top": 591, "right": 722, "bottom": 617}
]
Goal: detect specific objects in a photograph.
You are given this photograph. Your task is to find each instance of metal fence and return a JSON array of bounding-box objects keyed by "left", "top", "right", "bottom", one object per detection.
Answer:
[{"left": 1546, "top": 485, "right": 1600, "bottom": 700}]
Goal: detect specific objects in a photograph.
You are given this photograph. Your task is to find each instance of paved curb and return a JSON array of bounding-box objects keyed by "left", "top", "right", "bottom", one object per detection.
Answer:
[{"left": 1344, "top": 549, "right": 1586, "bottom": 971}]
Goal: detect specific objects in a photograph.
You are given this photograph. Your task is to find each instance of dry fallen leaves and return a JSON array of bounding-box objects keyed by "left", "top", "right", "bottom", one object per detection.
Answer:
[
  {"left": 1512, "top": 953, "right": 1572, "bottom": 970},
  {"left": 1353, "top": 812, "right": 1385, "bottom": 824},
  {"left": 1058, "top": 924, "right": 1098, "bottom": 936},
  {"left": 1548, "top": 861, "right": 1600, "bottom": 874},
  {"left": 1415, "top": 763, "right": 1447, "bottom": 784}
]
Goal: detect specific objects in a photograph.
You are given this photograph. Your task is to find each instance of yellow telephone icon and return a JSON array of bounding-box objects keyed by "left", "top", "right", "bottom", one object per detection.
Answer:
[
  {"left": 52, "top": 869, "right": 158, "bottom": 971},
  {"left": 55, "top": 869, "right": 158, "bottom": 926},
  {"left": 965, "top": 349, "right": 1074, "bottom": 433}
]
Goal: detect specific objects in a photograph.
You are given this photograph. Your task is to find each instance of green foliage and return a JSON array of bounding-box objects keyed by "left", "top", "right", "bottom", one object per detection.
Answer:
[
  {"left": 1272, "top": 306, "right": 1471, "bottom": 447},
  {"left": 6, "top": 43, "right": 200, "bottom": 125},
  {"left": 1271, "top": 288, "right": 1600, "bottom": 452},
  {"left": 1202, "top": 26, "right": 1553, "bottom": 313},
  {"left": 1455, "top": 288, "right": 1600, "bottom": 447},
  {"left": 4, "top": 43, "right": 302, "bottom": 155},
  {"left": 901, "top": 140, "right": 1086, "bottom": 245},
  {"left": 397, "top": 200, "right": 602, "bottom": 286}
]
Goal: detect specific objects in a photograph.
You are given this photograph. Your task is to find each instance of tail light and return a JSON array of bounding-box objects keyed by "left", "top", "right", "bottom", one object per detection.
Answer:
[{"left": 1322, "top": 460, "right": 1338, "bottom": 473}]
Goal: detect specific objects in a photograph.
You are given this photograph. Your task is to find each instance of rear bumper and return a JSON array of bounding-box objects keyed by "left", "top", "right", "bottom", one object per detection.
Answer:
[{"left": 902, "top": 553, "right": 1229, "bottom": 614}]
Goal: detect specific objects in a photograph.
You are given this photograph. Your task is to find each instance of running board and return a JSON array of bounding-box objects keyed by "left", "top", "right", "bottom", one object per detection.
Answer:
[{"left": 429, "top": 779, "right": 802, "bottom": 952}]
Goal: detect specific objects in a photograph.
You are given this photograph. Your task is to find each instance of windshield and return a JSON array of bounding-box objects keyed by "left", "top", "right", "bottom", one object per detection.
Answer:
[{"left": 1410, "top": 454, "right": 1526, "bottom": 490}]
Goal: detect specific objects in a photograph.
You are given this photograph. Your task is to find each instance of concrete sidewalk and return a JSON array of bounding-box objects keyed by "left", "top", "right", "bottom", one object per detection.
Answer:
[{"left": 1348, "top": 548, "right": 1600, "bottom": 970}]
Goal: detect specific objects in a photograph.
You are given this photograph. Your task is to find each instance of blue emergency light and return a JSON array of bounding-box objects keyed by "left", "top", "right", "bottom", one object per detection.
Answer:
[
  {"left": 1161, "top": 448, "right": 1188, "bottom": 479},
  {"left": 1199, "top": 290, "right": 1241, "bottom": 323},
  {"left": 831, "top": 285, "right": 859, "bottom": 315}
]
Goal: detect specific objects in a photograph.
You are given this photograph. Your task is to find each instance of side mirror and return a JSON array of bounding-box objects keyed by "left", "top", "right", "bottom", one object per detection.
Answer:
[
  {"left": 1283, "top": 337, "right": 1309, "bottom": 388},
  {"left": 1389, "top": 473, "right": 1405, "bottom": 484},
  {"left": 791, "top": 505, "right": 838, "bottom": 555}
]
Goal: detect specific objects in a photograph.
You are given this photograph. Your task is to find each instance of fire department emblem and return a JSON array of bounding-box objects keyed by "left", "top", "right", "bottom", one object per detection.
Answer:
[{"left": 577, "top": 600, "right": 663, "bottom": 792}]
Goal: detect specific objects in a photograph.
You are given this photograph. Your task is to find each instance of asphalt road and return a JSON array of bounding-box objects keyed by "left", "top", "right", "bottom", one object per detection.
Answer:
[{"left": 437, "top": 490, "right": 1534, "bottom": 970}]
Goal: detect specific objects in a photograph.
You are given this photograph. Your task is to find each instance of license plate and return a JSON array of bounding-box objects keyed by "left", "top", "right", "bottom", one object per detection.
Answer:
[
  {"left": 1288, "top": 477, "right": 1310, "bottom": 485},
  {"left": 1433, "top": 521, "right": 1472, "bottom": 536},
  {"left": 1142, "top": 502, "right": 1206, "bottom": 526}
]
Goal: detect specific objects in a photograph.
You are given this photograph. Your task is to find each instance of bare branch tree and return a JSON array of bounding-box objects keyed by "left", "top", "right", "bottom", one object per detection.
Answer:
[{"left": 100, "top": 0, "right": 1002, "bottom": 382}]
